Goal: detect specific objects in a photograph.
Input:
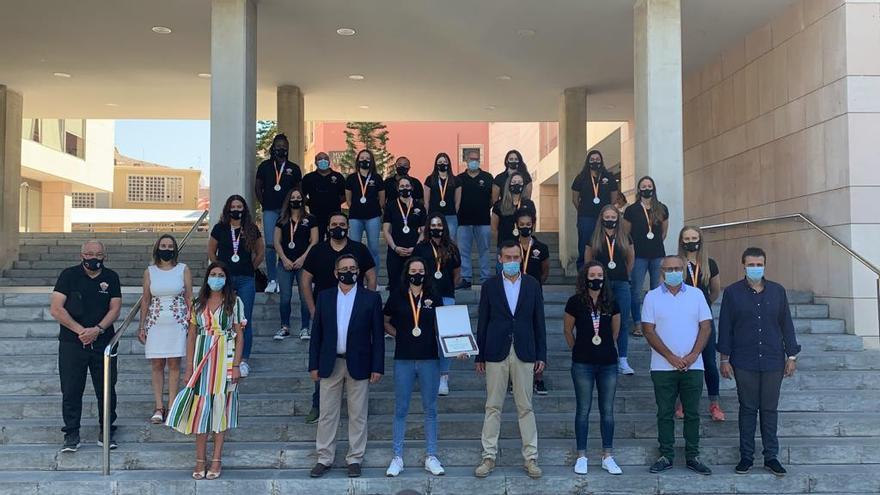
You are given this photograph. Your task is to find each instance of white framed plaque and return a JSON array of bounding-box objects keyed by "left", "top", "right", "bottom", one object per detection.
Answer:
[{"left": 435, "top": 305, "right": 479, "bottom": 357}]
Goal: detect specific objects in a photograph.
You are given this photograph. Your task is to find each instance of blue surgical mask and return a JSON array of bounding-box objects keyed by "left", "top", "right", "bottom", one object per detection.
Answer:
[
  {"left": 467, "top": 160, "right": 480, "bottom": 171},
  {"left": 746, "top": 266, "right": 764, "bottom": 282},
  {"left": 502, "top": 261, "right": 521, "bottom": 277},
  {"left": 316, "top": 159, "right": 330, "bottom": 171},
  {"left": 664, "top": 270, "right": 683, "bottom": 287},
  {"left": 207, "top": 276, "right": 226, "bottom": 291}
]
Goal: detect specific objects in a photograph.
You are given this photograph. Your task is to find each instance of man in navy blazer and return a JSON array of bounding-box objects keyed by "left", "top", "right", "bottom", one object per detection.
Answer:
[
  {"left": 308, "top": 254, "right": 384, "bottom": 479},
  {"left": 474, "top": 241, "right": 547, "bottom": 479}
]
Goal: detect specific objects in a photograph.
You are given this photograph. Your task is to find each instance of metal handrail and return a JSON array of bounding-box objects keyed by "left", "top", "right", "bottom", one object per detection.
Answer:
[
  {"left": 102, "top": 209, "right": 209, "bottom": 475},
  {"left": 701, "top": 212, "right": 880, "bottom": 338}
]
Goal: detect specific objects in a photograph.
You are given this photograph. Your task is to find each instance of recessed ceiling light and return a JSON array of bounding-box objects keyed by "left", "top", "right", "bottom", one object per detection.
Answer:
[
  {"left": 358, "top": 105, "right": 370, "bottom": 109},
  {"left": 53, "top": 72, "right": 72, "bottom": 78},
  {"left": 484, "top": 105, "right": 497, "bottom": 111},
  {"left": 105, "top": 103, "right": 119, "bottom": 107},
  {"left": 497, "top": 75, "right": 512, "bottom": 81},
  {"left": 197, "top": 73, "right": 212, "bottom": 79},
  {"left": 517, "top": 29, "right": 536, "bottom": 37},
  {"left": 336, "top": 27, "right": 356, "bottom": 36},
  {"left": 348, "top": 74, "right": 365, "bottom": 80},
  {"left": 151, "top": 26, "right": 172, "bottom": 34}
]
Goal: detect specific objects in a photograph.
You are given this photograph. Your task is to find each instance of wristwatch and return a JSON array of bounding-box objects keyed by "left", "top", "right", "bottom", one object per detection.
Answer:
[
  {"left": 787, "top": 355, "right": 797, "bottom": 361},
  {"left": 95, "top": 324, "right": 105, "bottom": 335}
]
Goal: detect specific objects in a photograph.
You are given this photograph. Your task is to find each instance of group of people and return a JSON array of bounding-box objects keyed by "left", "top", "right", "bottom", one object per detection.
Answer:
[{"left": 47, "top": 136, "right": 802, "bottom": 482}]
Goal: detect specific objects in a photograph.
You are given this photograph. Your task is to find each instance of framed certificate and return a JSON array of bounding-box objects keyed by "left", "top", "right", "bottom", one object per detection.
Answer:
[{"left": 435, "top": 305, "right": 479, "bottom": 357}]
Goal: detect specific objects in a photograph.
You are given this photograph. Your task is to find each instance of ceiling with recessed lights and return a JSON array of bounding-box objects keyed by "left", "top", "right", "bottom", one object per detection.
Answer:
[{"left": 0, "top": 0, "right": 797, "bottom": 121}]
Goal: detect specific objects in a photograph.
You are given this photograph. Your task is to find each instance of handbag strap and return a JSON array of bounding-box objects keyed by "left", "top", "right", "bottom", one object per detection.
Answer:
[{"left": 184, "top": 335, "right": 221, "bottom": 388}]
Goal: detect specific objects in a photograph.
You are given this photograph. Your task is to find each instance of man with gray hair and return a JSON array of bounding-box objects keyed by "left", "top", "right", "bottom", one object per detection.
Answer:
[{"left": 49, "top": 240, "right": 122, "bottom": 453}]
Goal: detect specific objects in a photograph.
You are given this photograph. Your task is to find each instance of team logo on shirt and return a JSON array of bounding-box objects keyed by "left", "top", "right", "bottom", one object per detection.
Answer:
[
  {"left": 532, "top": 249, "right": 541, "bottom": 258},
  {"left": 601, "top": 177, "right": 609, "bottom": 184},
  {"left": 302, "top": 219, "right": 309, "bottom": 226},
  {"left": 368, "top": 179, "right": 375, "bottom": 186},
  {"left": 98, "top": 282, "right": 109, "bottom": 294},
  {"left": 285, "top": 168, "right": 293, "bottom": 175},
  {"left": 413, "top": 208, "right": 421, "bottom": 214},
  {"left": 423, "top": 298, "right": 433, "bottom": 309},
  {"left": 479, "top": 180, "right": 485, "bottom": 186},
  {"left": 330, "top": 176, "right": 338, "bottom": 183}
]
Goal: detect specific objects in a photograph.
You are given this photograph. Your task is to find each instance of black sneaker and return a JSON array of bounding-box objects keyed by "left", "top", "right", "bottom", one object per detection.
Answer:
[
  {"left": 649, "top": 456, "right": 673, "bottom": 473},
  {"left": 61, "top": 433, "right": 80, "bottom": 453},
  {"left": 534, "top": 380, "right": 548, "bottom": 396},
  {"left": 455, "top": 280, "right": 472, "bottom": 290},
  {"left": 764, "top": 458, "right": 787, "bottom": 477},
  {"left": 735, "top": 459, "right": 753, "bottom": 474},
  {"left": 97, "top": 432, "right": 118, "bottom": 450},
  {"left": 686, "top": 457, "right": 712, "bottom": 475}
]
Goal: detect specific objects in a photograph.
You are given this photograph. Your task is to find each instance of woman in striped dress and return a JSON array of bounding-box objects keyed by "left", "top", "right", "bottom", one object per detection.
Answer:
[{"left": 166, "top": 262, "right": 244, "bottom": 480}]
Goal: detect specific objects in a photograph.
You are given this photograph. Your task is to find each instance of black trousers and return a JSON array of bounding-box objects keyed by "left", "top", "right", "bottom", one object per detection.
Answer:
[
  {"left": 386, "top": 248, "right": 409, "bottom": 293},
  {"left": 733, "top": 367, "right": 783, "bottom": 463},
  {"left": 58, "top": 340, "right": 118, "bottom": 435}
]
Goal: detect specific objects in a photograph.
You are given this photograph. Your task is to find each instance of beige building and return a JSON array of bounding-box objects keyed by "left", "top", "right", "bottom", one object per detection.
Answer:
[{"left": 111, "top": 151, "right": 201, "bottom": 210}]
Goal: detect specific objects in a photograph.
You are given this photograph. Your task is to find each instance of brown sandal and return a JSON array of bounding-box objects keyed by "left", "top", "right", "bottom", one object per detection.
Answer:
[
  {"left": 150, "top": 408, "right": 165, "bottom": 424},
  {"left": 631, "top": 324, "right": 644, "bottom": 337},
  {"left": 206, "top": 459, "right": 222, "bottom": 480}
]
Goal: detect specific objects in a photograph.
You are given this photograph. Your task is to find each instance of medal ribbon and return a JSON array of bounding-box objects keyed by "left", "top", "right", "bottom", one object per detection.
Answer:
[
  {"left": 397, "top": 199, "right": 413, "bottom": 230},
  {"left": 688, "top": 261, "right": 701, "bottom": 287},
  {"left": 288, "top": 218, "right": 299, "bottom": 247},
  {"left": 431, "top": 243, "right": 442, "bottom": 273},
  {"left": 438, "top": 176, "right": 448, "bottom": 203},
  {"left": 590, "top": 173, "right": 600, "bottom": 201},
  {"left": 357, "top": 172, "right": 371, "bottom": 201},
  {"left": 408, "top": 290, "right": 422, "bottom": 331},
  {"left": 273, "top": 161, "right": 284, "bottom": 189},
  {"left": 641, "top": 204, "right": 653, "bottom": 237},
  {"left": 230, "top": 227, "right": 242, "bottom": 258},
  {"left": 520, "top": 238, "right": 532, "bottom": 274},
  {"left": 605, "top": 235, "right": 616, "bottom": 265},
  {"left": 589, "top": 297, "right": 601, "bottom": 340}
]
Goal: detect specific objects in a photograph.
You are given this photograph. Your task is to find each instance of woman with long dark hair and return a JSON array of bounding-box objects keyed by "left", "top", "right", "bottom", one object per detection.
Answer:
[
  {"left": 563, "top": 261, "right": 622, "bottom": 476},
  {"left": 424, "top": 152, "right": 459, "bottom": 239},
  {"left": 383, "top": 176, "right": 426, "bottom": 293},
  {"left": 572, "top": 150, "right": 618, "bottom": 271},
  {"left": 345, "top": 149, "right": 385, "bottom": 270},
  {"left": 491, "top": 171, "right": 536, "bottom": 250},
  {"left": 492, "top": 149, "right": 533, "bottom": 203},
  {"left": 207, "top": 194, "right": 263, "bottom": 377}
]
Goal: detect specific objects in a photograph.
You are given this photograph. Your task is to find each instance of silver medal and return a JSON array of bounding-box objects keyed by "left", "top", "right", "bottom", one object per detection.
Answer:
[
  {"left": 402, "top": 226, "right": 410, "bottom": 234},
  {"left": 646, "top": 232, "right": 655, "bottom": 240},
  {"left": 288, "top": 241, "right": 295, "bottom": 250},
  {"left": 439, "top": 200, "right": 446, "bottom": 207},
  {"left": 231, "top": 254, "right": 240, "bottom": 263},
  {"left": 593, "top": 197, "right": 600, "bottom": 204},
  {"left": 274, "top": 184, "right": 281, "bottom": 192},
  {"left": 608, "top": 261, "right": 617, "bottom": 270},
  {"left": 412, "top": 327, "right": 422, "bottom": 337},
  {"left": 434, "top": 271, "right": 443, "bottom": 279},
  {"left": 592, "top": 335, "right": 602, "bottom": 345},
  {"left": 359, "top": 197, "right": 367, "bottom": 204}
]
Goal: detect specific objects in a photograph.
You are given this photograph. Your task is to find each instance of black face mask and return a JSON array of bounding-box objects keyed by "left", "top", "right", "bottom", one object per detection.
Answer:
[
  {"left": 589, "top": 161, "right": 603, "bottom": 171},
  {"left": 587, "top": 279, "right": 604, "bottom": 291},
  {"left": 358, "top": 160, "right": 371, "bottom": 170},
  {"left": 509, "top": 184, "right": 524, "bottom": 195},
  {"left": 437, "top": 164, "right": 449, "bottom": 172},
  {"left": 639, "top": 189, "right": 655, "bottom": 199},
  {"left": 429, "top": 228, "right": 444, "bottom": 239},
  {"left": 329, "top": 226, "right": 348, "bottom": 240},
  {"left": 273, "top": 148, "right": 288, "bottom": 159},
  {"left": 408, "top": 273, "right": 425, "bottom": 286},
  {"left": 396, "top": 166, "right": 409, "bottom": 177},
  {"left": 518, "top": 227, "right": 532, "bottom": 238},
  {"left": 289, "top": 200, "right": 302, "bottom": 210},
  {"left": 82, "top": 258, "right": 103, "bottom": 271},
  {"left": 229, "top": 210, "right": 243, "bottom": 220},
  {"left": 602, "top": 219, "right": 618, "bottom": 229},
  {"left": 337, "top": 271, "right": 357, "bottom": 285},
  {"left": 506, "top": 161, "right": 519, "bottom": 170},
  {"left": 398, "top": 189, "right": 412, "bottom": 198},
  {"left": 157, "top": 249, "right": 175, "bottom": 262},
  {"left": 683, "top": 241, "right": 701, "bottom": 252}
]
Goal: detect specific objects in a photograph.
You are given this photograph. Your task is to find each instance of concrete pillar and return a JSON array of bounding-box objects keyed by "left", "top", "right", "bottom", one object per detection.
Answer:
[
  {"left": 40, "top": 182, "right": 72, "bottom": 233},
  {"left": 277, "top": 85, "right": 305, "bottom": 168},
  {"left": 0, "top": 85, "right": 22, "bottom": 268},
  {"left": 634, "top": 0, "right": 684, "bottom": 254},
  {"left": 558, "top": 87, "right": 588, "bottom": 276},
  {"left": 210, "top": 0, "right": 257, "bottom": 222}
]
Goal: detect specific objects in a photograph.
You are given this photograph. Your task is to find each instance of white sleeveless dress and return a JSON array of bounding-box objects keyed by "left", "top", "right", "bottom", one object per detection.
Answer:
[{"left": 144, "top": 263, "right": 188, "bottom": 359}]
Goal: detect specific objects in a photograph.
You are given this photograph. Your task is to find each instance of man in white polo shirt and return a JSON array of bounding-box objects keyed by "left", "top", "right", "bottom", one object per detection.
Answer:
[{"left": 641, "top": 255, "right": 713, "bottom": 476}]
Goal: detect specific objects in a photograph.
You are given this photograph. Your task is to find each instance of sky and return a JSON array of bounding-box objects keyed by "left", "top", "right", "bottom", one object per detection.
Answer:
[{"left": 115, "top": 120, "right": 211, "bottom": 182}]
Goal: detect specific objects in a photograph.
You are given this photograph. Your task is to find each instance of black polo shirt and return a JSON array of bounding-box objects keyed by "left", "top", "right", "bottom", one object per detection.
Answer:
[
  {"left": 587, "top": 234, "right": 630, "bottom": 282},
  {"left": 53, "top": 265, "right": 122, "bottom": 348},
  {"left": 493, "top": 168, "right": 533, "bottom": 190},
  {"left": 456, "top": 170, "right": 494, "bottom": 226},
  {"left": 519, "top": 237, "right": 550, "bottom": 285},
  {"left": 424, "top": 174, "right": 458, "bottom": 216},
  {"left": 623, "top": 202, "right": 669, "bottom": 259},
  {"left": 565, "top": 296, "right": 620, "bottom": 365},
  {"left": 491, "top": 198, "right": 536, "bottom": 247},
  {"left": 382, "top": 199, "right": 427, "bottom": 249},
  {"left": 210, "top": 223, "right": 259, "bottom": 277},
  {"left": 684, "top": 257, "right": 720, "bottom": 306},
  {"left": 412, "top": 241, "right": 461, "bottom": 298},
  {"left": 384, "top": 175, "right": 425, "bottom": 203},
  {"left": 302, "top": 239, "right": 376, "bottom": 293},
  {"left": 345, "top": 172, "right": 384, "bottom": 220},
  {"left": 571, "top": 169, "right": 617, "bottom": 218},
  {"left": 383, "top": 290, "right": 443, "bottom": 360},
  {"left": 301, "top": 170, "right": 345, "bottom": 220},
  {"left": 276, "top": 214, "right": 317, "bottom": 261},
  {"left": 256, "top": 159, "right": 302, "bottom": 211}
]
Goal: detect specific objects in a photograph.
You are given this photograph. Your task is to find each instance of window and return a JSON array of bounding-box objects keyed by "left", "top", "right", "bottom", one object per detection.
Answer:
[
  {"left": 72, "top": 192, "right": 96, "bottom": 209},
  {"left": 21, "top": 118, "right": 86, "bottom": 158},
  {"left": 64, "top": 119, "right": 85, "bottom": 159},
  {"left": 127, "top": 175, "right": 184, "bottom": 204},
  {"left": 459, "top": 144, "right": 484, "bottom": 166}
]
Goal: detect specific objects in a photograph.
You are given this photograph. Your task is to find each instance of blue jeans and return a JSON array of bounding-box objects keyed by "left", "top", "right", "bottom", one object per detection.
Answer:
[
  {"left": 392, "top": 360, "right": 440, "bottom": 456},
  {"left": 456, "top": 224, "right": 491, "bottom": 283},
  {"left": 444, "top": 215, "right": 458, "bottom": 241},
  {"left": 277, "top": 264, "right": 311, "bottom": 329},
  {"left": 438, "top": 297, "right": 455, "bottom": 374},
  {"left": 349, "top": 216, "right": 381, "bottom": 271},
  {"left": 609, "top": 280, "right": 632, "bottom": 358},
  {"left": 576, "top": 215, "right": 598, "bottom": 272},
  {"left": 571, "top": 362, "right": 617, "bottom": 451},
  {"left": 631, "top": 257, "right": 662, "bottom": 324},
  {"left": 262, "top": 209, "right": 280, "bottom": 281},
  {"left": 703, "top": 321, "right": 720, "bottom": 399},
  {"left": 231, "top": 275, "right": 255, "bottom": 359}
]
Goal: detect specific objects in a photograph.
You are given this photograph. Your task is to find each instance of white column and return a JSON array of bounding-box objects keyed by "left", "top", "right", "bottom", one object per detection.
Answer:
[
  {"left": 0, "top": 85, "right": 22, "bottom": 268},
  {"left": 558, "top": 87, "right": 587, "bottom": 276},
  {"left": 634, "top": 0, "right": 684, "bottom": 254},
  {"left": 277, "top": 85, "right": 305, "bottom": 168},
  {"left": 210, "top": 0, "right": 257, "bottom": 222}
]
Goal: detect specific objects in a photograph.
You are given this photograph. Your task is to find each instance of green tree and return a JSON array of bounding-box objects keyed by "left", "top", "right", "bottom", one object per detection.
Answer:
[
  {"left": 340, "top": 122, "right": 394, "bottom": 176},
  {"left": 255, "top": 120, "right": 277, "bottom": 165}
]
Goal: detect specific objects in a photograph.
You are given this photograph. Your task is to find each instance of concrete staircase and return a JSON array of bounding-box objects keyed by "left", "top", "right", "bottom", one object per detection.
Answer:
[{"left": 0, "top": 285, "right": 878, "bottom": 494}]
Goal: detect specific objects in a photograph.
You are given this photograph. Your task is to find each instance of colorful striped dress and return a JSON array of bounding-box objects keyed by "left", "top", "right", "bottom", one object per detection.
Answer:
[{"left": 166, "top": 297, "right": 244, "bottom": 434}]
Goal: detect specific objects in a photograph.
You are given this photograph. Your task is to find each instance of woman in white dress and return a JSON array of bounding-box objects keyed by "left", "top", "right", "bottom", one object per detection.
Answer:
[{"left": 138, "top": 234, "right": 192, "bottom": 423}]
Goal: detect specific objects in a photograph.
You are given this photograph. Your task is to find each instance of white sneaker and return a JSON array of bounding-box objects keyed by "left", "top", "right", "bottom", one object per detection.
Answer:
[
  {"left": 239, "top": 361, "right": 250, "bottom": 377},
  {"left": 574, "top": 456, "right": 588, "bottom": 475},
  {"left": 299, "top": 327, "right": 311, "bottom": 340},
  {"left": 424, "top": 455, "right": 445, "bottom": 476},
  {"left": 602, "top": 455, "right": 622, "bottom": 475},
  {"left": 618, "top": 358, "right": 635, "bottom": 375},
  {"left": 385, "top": 333, "right": 394, "bottom": 339},
  {"left": 386, "top": 456, "right": 404, "bottom": 477},
  {"left": 265, "top": 280, "right": 278, "bottom": 293},
  {"left": 438, "top": 375, "right": 449, "bottom": 396}
]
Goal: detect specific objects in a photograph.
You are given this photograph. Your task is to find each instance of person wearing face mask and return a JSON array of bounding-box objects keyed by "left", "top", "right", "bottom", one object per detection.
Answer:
[
  {"left": 718, "top": 247, "right": 800, "bottom": 477},
  {"left": 208, "top": 195, "right": 264, "bottom": 378},
  {"left": 301, "top": 152, "right": 346, "bottom": 241},
  {"left": 138, "top": 234, "right": 193, "bottom": 425},
  {"left": 383, "top": 177, "right": 427, "bottom": 293},
  {"left": 308, "top": 254, "right": 384, "bottom": 479},
  {"left": 676, "top": 226, "right": 724, "bottom": 422},
  {"left": 563, "top": 261, "right": 623, "bottom": 476},
  {"left": 491, "top": 149, "right": 533, "bottom": 204},
  {"left": 384, "top": 156, "right": 424, "bottom": 203},
  {"left": 572, "top": 150, "right": 619, "bottom": 271},
  {"left": 50, "top": 240, "right": 122, "bottom": 453},
  {"left": 383, "top": 257, "right": 448, "bottom": 477},
  {"left": 301, "top": 212, "right": 378, "bottom": 424},
  {"left": 474, "top": 241, "right": 547, "bottom": 480},
  {"left": 491, "top": 172, "right": 537, "bottom": 251},
  {"left": 166, "top": 263, "right": 245, "bottom": 480},
  {"left": 641, "top": 255, "right": 713, "bottom": 476},
  {"left": 345, "top": 149, "right": 385, "bottom": 271},
  {"left": 255, "top": 134, "right": 303, "bottom": 294},
  {"left": 455, "top": 150, "right": 494, "bottom": 288},
  {"left": 273, "top": 188, "right": 319, "bottom": 341},
  {"left": 586, "top": 205, "right": 635, "bottom": 375},
  {"left": 424, "top": 152, "right": 460, "bottom": 239},
  {"left": 513, "top": 211, "right": 551, "bottom": 395},
  {"left": 623, "top": 175, "right": 669, "bottom": 338},
  {"left": 413, "top": 213, "right": 462, "bottom": 395}
]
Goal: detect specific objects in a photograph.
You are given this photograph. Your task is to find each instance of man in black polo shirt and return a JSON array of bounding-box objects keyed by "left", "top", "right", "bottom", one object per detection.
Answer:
[
  {"left": 301, "top": 151, "right": 346, "bottom": 241},
  {"left": 49, "top": 240, "right": 122, "bottom": 453},
  {"left": 384, "top": 156, "right": 424, "bottom": 203},
  {"left": 455, "top": 150, "right": 494, "bottom": 288}
]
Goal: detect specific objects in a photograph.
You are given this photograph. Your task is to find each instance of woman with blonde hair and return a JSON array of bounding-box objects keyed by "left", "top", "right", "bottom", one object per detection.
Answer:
[{"left": 490, "top": 171, "right": 536, "bottom": 250}]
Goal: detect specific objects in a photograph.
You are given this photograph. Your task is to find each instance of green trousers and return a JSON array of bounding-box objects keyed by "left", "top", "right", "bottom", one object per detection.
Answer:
[{"left": 651, "top": 370, "right": 704, "bottom": 461}]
